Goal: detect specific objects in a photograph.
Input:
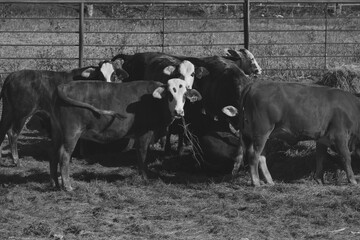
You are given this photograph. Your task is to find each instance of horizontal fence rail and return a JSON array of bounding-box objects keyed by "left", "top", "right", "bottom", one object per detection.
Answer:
[
  {"left": 0, "top": 0, "right": 247, "bottom": 78},
  {"left": 0, "top": 0, "right": 359, "bottom": 79}
]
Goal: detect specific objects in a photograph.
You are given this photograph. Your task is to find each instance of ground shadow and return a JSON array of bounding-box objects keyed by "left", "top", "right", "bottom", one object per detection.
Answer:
[{"left": 0, "top": 168, "right": 49, "bottom": 185}]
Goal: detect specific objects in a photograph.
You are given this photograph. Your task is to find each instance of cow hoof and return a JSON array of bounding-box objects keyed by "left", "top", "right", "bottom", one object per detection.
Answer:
[
  {"left": 63, "top": 185, "right": 74, "bottom": 192},
  {"left": 15, "top": 163, "right": 23, "bottom": 168},
  {"left": 349, "top": 179, "right": 357, "bottom": 185},
  {"left": 314, "top": 178, "right": 324, "bottom": 185},
  {"left": 267, "top": 181, "right": 275, "bottom": 186}
]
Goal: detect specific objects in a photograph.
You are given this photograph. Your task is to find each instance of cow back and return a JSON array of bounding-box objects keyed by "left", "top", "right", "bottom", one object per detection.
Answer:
[
  {"left": 242, "top": 81, "right": 360, "bottom": 142},
  {"left": 54, "top": 81, "right": 171, "bottom": 142}
]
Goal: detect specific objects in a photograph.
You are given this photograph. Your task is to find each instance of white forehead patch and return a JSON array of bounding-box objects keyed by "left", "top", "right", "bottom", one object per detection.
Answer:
[
  {"left": 244, "top": 49, "right": 254, "bottom": 59},
  {"left": 178, "top": 60, "right": 195, "bottom": 88},
  {"left": 167, "top": 78, "right": 188, "bottom": 117},
  {"left": 100, "top": 62, "right": 115, "bottom": 82},
  {"left": 244, "top": 49, "right": 262, "bottom": 75}
]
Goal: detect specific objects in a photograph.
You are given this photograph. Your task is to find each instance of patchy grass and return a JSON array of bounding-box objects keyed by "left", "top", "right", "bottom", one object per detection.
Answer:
[{"left": 316, "top": 64, "right": 360, "bottom": 93}]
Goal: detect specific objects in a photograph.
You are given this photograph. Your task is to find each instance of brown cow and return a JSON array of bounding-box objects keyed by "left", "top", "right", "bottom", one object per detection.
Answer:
[
  {"left": 223, "top": 81, "right": 360, "bottom": 186},
  {"left": 0, "top": 60, "right": 128, "bottom": 167}
]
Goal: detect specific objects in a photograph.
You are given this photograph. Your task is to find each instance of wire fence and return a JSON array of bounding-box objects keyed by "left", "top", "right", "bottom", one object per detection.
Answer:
[{"left": 0, "top": 0, "right": 359, "bottom": 79}]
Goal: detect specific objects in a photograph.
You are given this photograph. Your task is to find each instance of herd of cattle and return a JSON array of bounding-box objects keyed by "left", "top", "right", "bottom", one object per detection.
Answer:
[{"left": 0, "top": 49, "right": 359, "bottom": 191}]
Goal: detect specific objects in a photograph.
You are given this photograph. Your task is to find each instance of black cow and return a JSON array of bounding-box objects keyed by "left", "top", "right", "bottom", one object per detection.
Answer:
[
  {"left": 110, "top": 52, "right": 209, "bottom": 153},
  {"left": 0, "top": 60, "right": 128, "bottom": 167},
  {"left": 111, "top": 52, "right": 208, "bottom": 88},
  {"left": 50, "top": 79, "right": 202, "bottom": 191},
  {"left": 166, "top": 55, "right": 255, "bottom": 154},
  {"left": 223, "top": 81, "right": 360, "bottom": 186}
]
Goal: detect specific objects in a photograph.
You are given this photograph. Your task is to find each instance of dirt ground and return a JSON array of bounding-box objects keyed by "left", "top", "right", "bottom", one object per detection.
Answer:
[{"left": 1, "top": 127, "right": 360, "bottom": 240}]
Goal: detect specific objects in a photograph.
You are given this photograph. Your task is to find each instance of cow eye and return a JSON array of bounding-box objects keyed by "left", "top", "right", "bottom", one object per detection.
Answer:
[
  {"left": 191, "top": 72, "right": 195, "bottom": 77},
  {"left": 179, "top": 84, "right": 183, "bottom": 88},
  {"left": 173, "top": 87, "right": 176, "bottom": 93}
]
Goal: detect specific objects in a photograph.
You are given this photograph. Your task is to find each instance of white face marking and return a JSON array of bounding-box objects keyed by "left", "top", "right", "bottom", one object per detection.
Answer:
[
  {"left": 178, "top": 60, "right": 195, "bottom": 89},
  {"left": 244, "top": 49, "right": 262, "bottom": 75},
  {"left": 167, "top": 78, "right": 188, "bottom": 117},
  {"left": 100, "top": 62, "right": 115, "bottom": 82}
]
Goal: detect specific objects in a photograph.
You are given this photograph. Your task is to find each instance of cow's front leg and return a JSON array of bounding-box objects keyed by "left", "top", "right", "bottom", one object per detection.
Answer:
[
  {"left": 59, "top": 145, "right": 73, "bottom": 191},
  {"left": 136, "top": 131, "right": 154, "bottom": 180},
  {"left": 247, "top": 144, "right": 261, "bottom": 187}
]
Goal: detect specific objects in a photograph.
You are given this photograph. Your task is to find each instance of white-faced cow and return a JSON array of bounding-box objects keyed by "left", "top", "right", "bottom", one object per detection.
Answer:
[
  {"left": 0, "top": 60, "right": 128, "bottom": 167},
  {"left": 50, "top": 79, "right": 202, "bottom": 191},
  {"left": 223, "top": 81, "right": 360, "bottom": 186}
]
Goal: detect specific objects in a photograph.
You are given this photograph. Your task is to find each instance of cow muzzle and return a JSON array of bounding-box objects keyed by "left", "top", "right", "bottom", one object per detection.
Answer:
[{"left": 174, "top": 109, "right": 184, "bottom": 119}]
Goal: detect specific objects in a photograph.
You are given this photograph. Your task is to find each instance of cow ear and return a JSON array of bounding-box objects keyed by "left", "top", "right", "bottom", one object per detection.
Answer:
[
  {"left": 185, "top": 89, "right": 202, "bottom": 102},
  {"left": 163, "top": 65, "right": 176, "bottom": 76},
  {"left": 222, "top": 106, "right": 238, "bottom": 117},
  {"left": 195, "top": 67, "right": 209, "bottom": 79},
  {"left": 225, "top": 49, "right": 239, "bottom": 57},
  {"left": 81, "top": 67, "right": 96, "bottom": 78},
  {"left": 153, "top": 86, "right": 166, "bottom": 99},
  {"left": 113, "top": 58, "right": 124, "bottom": 66}
]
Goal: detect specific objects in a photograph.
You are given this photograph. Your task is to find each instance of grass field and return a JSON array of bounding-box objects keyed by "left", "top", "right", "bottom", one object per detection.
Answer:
[{"left": 1, "top": 3, "right": 360, "bottom": 240}]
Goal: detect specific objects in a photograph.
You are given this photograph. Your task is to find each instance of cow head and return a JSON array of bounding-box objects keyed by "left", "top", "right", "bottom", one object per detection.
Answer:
[
  {"left": 221, "top": 105, "right": 242, "bottom": 136},
  {"left": 153, "top": 78, "right": 202, "bottom": 118},
  {"left": 163, "top": 60, "right": 209, "bottom": 89},
  {"left": 78, "top": 60, "right": 129, "bottom": 82},
  {"left": 99, "top": 59, "right": 129, "bottom": 82},
  {"left": 225, "top": 48, "right": 262, "bottom": 75}
]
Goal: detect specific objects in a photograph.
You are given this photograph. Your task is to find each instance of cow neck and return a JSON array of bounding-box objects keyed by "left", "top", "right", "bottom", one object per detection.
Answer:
[{"left": 158, "top": 98, "right": 174, "bottom": 127}]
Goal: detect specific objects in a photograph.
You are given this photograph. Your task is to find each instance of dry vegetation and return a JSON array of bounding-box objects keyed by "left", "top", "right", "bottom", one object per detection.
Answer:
[
  {"left": 1, "top": 130, "right": 360, "bottom": 240},
  {"left": 1, "top": 3, "right": 360, "bottom": 240}
]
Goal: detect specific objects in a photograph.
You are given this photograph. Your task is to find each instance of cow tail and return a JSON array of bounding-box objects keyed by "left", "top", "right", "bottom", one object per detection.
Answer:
[
  {"left": 231, "top": 83, "right": 254, "bottom": 176},
  {"left": 56, "top": 86, "right": 126, "bottom": 121},
  {"left": 238, "top": 82, "right": 253, "bottom": 130}
]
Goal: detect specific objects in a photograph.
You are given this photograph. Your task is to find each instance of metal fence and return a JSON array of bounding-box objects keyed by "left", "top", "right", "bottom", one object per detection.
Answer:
[
  {"left": 0, "top": 0, "right": 248, "bottom": 79},
  {"left": 249, "top": 0, "right": 360, "bottom": 77},
  {"left": 0, "top": 0, "right": 359, "bottom": 79}
]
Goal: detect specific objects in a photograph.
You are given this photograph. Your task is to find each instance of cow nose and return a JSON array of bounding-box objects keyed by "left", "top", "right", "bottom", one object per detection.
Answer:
[{"left": 174, "top": 109, "right": 184, "bottom": 118}]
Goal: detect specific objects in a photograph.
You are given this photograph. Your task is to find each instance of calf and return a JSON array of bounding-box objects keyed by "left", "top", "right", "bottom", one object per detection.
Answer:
[
  {"left": 223, "top": 81, "right": 360, "bottom": 186},
  {"left": 50, "top": 79, "right": 202, "bottom": 191},
  {"left": 0, "top": 60, "right": 128, "bottom": 166}
]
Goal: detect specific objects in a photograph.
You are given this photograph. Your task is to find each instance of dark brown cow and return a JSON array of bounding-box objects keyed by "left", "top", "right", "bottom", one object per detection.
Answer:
[
  {"left": 0, "top": 60, "right": 128, "bottom": 167},
  {"left": 166, "top": 55, "right": 255, "bottom": 154},
  {"left": 111, "top": 52, "right": 208, "bottom": 88},
  {"left": 223, "top": 81, "right": 360, "bottom": 186},
  {"left": 50, "top": 79, "right": 202, "bottom": 191}
]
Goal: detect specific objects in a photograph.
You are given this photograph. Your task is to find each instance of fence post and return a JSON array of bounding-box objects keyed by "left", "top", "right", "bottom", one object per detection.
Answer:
[
  {"left": 161, "top": 3, "right": 165, "bottom": 53},
  {"left": 243, "top": 0, "right": 250, "bottom": 49},
  {"left": 324, "top": 3, "right": 328, "bottom": 69},
  {"left": 79, "top": 2, "right": 84, "bottom": 68}
]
